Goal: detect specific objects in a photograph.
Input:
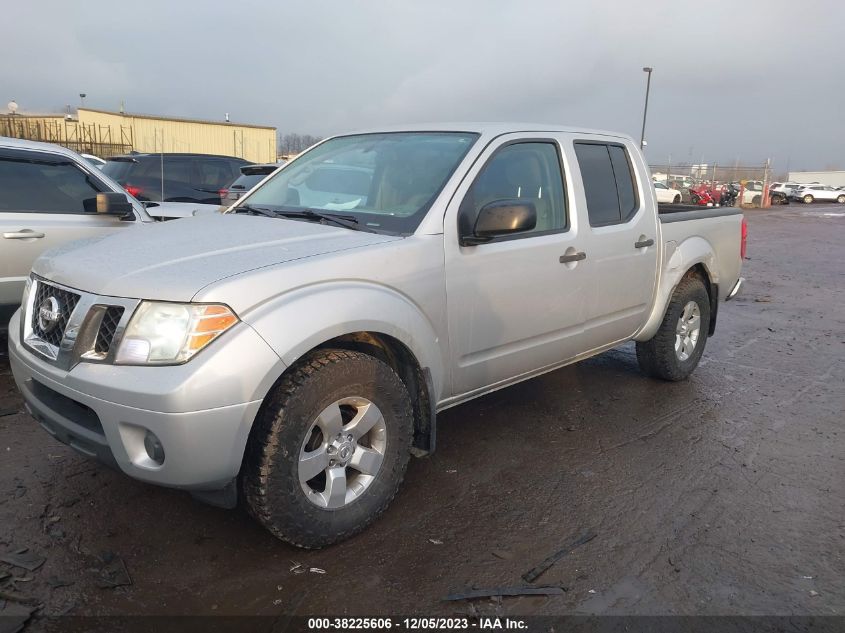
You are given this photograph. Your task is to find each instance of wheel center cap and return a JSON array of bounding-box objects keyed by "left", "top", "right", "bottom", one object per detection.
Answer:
[{"left": 335, "top": 441, "right": 355, "bottom": 464}]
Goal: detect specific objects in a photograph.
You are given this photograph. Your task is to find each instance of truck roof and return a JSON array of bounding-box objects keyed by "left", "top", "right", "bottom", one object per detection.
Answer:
[{"left": 345, "top": 122, "right": 633, "bottom": 141}]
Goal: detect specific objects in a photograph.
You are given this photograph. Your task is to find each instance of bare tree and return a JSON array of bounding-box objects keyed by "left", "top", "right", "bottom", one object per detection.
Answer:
[{"left": 278, "top": 133, "right": 322, "bottom": 155}]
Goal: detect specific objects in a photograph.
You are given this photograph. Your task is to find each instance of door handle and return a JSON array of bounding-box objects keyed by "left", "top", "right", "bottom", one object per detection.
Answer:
[
  {"left": 634, "top": 238, "right": 654, "bottom": 249},
  {"left": 559, "top": 251, "right": 586, "bottom": 263},
  {"left": 4, "top": 230, "right": 46, "bottom": 239}
]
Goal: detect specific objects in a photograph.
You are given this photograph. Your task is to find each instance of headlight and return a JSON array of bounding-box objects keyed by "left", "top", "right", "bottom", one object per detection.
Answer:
[{"left": 115, "top": 302, "right": 238, "bottom": 365}]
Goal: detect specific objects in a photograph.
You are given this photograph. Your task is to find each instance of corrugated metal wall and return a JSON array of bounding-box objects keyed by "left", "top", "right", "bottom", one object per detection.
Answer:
[{"left": 78, "top": 109, "right": 276, "bottom": 163}]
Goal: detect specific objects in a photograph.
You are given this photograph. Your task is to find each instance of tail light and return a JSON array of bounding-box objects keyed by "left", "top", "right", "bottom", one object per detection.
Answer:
[
  {"left": 218, "top": 189, "right": 228, "bottom": 198},
  {"left": 125, "top": 184, "right": 143, "bottom": 199},
  {"left": 740, "top": 217, "right": 748, "bottom": 259}
]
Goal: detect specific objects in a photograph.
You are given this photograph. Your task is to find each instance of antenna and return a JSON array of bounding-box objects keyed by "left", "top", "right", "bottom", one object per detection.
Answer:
[{"left": 7, "top": 100, "right": 18, "bottom": 114}]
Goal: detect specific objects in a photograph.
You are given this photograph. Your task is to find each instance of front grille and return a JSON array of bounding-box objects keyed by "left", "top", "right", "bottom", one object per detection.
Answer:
[
  {"left": 31, "top": 282, "right": 80, "bottom": 347},
  {"left": 94, "top": 307, "right": 124, "bottom": 355}
]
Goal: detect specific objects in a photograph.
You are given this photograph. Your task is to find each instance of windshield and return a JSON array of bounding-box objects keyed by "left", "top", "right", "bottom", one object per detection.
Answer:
[{"left": 238, "top": 132, "right": 479, "bottom": 235}]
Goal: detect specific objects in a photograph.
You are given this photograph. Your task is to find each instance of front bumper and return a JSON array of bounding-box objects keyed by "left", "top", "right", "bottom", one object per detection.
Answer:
[{"left": 8, "top": 309, "right": 285, "bottom": 494}]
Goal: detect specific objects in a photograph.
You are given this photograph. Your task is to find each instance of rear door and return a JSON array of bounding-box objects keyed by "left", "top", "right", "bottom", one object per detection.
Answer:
[
  {"left": 0, "top": 149, "right": 136, "bottom": 319},
  {"left": 570, "top": 139, "right": 659, "bottom": 350},
  {"left": 444, "top": 135, "right": 590, "bottom": 395}
]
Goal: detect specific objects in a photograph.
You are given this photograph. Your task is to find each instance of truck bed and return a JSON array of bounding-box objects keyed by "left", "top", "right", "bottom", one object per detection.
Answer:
[{"left": 658, "top": 204, "right": 742, "bottom": 223}]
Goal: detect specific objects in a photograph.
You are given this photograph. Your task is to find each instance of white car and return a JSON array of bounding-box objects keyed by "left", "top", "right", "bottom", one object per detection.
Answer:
[
  {"left": 791, "top": 185, "right": 845, "bottom": 204},
  {"left": 653, "top": 181, "right": 682, "bottom": 204},
  {"left": 770, "top": 182, "right": 802, "bottom": 194}
]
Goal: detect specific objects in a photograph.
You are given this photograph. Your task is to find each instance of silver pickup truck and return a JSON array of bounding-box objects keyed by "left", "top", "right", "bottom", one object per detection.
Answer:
[{"left": 8, "top": 124, "right": 745, "bottom": 548}]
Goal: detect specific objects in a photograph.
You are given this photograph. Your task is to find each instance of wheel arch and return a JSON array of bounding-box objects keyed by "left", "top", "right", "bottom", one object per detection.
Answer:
[
  {"left": 635, "top": 240, "right": 719, "bottom": 342},
  {"left": 313, "top": 331, "right": 436, "bottom": 456}
]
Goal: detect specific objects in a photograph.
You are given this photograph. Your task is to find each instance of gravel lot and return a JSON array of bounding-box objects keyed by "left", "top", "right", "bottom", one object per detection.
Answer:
[{"left": 1, "top": 204, "right": 843, "bottom": 622}]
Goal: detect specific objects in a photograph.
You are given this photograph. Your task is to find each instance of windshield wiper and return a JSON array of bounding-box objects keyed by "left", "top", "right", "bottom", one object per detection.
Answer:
[
  {"left": 274, "top": 208, "right": 377, "bottom": 233},
  {"left": 233, "top": 204, "right": 282, "bottom": 218}
]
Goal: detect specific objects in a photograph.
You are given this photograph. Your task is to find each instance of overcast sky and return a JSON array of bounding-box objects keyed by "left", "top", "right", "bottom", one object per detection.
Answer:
[{"left": 2, "top": 0, "right": 843, "bottom": 171}]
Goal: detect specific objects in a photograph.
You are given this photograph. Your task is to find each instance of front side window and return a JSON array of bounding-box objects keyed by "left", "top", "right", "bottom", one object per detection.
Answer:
[
  {"left": 241, "top": 132, "right": 478, "bottom": 235},
  {"left": 574, "top": 142, "right": 640, "bottom": 226},
  {"left": 0, "top": 151, "right": 105, "bottom": 214},
  {"left": 459, "top": 142, "right": 567, "bottom": 238},
  {"left": 655, "top": 182, "right": 667, "bottom": 190}
]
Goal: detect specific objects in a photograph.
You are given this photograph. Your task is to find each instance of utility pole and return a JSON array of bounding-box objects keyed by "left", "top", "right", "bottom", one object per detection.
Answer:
[{"left": 640, "top": 67, "right": 653, "bottom": 150}]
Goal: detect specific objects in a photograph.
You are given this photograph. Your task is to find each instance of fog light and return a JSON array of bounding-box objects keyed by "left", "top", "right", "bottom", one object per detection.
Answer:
[{"left": 144, "top": 431, "right": 165, "bottom": 465}]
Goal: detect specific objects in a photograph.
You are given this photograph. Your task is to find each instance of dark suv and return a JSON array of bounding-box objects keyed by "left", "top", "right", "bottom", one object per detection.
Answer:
[{"left": 102, "top": 153, "right": 250, "bottom": 205}]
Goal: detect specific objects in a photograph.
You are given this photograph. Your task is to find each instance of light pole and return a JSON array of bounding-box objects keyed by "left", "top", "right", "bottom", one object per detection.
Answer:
[
  {"left": 640, "top": 67, "right": 652, "bottom": 150},
  {"left": 79, "top": 93, "right": 86, "bottom": 107}
]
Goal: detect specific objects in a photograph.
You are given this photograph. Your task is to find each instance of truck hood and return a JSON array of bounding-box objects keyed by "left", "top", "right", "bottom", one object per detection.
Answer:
[{"left": 33, "top": 214, "right": 402, "bottom": 301}]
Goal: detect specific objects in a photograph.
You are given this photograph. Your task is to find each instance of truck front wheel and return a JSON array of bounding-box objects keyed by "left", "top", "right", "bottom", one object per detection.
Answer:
[
  {"left": 636, "top": 275, "right": 711, "bottom": 381},
  {"left": 241, "top": 349, "right": 413, "bottom": 548}
]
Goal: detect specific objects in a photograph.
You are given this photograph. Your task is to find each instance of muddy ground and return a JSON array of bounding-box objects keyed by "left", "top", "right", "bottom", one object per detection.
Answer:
[{"left": 1, "top": 204, "right": 843, "bottom": 623}]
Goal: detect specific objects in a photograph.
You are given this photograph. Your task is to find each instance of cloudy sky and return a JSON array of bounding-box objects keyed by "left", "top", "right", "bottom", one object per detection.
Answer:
[{"left": 2, "top": 0, "right": 843, "bottom": 171}]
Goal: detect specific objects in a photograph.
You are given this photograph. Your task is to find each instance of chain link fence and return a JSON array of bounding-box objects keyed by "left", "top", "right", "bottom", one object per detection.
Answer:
[{"left": 649, "top": 161, "right": 772, "bottom": 207}]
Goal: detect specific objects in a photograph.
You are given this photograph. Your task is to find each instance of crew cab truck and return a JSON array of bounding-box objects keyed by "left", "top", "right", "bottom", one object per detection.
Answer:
[{"left": 8, "top": 124, "right": 745, "bottom": 548}]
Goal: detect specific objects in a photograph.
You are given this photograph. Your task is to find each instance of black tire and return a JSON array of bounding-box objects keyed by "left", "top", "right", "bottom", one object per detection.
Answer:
[
  {"left": 636, "top": 274, "right": 711, "bottom": 381},
  {"left": 837, "top": 195, "right": 845, "bottom": 204},
  {"left": 673, "top": 194, "right": 681, "bottom": 204},
  {"left": 241, "top": 349, "right": 413, "bottom": 548},
  {"left": 803, "top": 194, "right": 814, "bottom": 204},
  {"left": 752, "top": 195, "right": 761, "bottom": 207}
]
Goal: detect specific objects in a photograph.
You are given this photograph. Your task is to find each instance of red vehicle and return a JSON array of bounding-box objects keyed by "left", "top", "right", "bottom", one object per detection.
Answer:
[
  {"left": 689, "top": 184, "right": 717, "bottom": 206},
  {"left": 689, "top": 183, "right": 728, "bottom": 206}
]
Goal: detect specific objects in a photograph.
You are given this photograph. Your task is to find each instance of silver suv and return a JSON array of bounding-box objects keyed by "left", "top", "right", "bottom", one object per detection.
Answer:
[{"left": 0, "top": 137, "right": 152, "bottom": 330}]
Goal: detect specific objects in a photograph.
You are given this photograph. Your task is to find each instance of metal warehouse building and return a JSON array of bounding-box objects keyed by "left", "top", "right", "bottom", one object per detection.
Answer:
[{"left": 0, "top": 107, "right": 277, "bottom": 163}]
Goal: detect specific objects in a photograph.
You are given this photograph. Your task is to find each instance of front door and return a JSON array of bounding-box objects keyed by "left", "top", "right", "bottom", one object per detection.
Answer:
[{"left": 444, "top": 136, "right": 590, "bottom": 396}]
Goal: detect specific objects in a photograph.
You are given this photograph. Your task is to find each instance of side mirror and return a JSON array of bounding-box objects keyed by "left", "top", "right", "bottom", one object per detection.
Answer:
[
  {"left": 460, "top": 200, "right": 536, "bottom": 246},
  {"left": 96, "top": 192, "right": 133, "bottom": 217}
]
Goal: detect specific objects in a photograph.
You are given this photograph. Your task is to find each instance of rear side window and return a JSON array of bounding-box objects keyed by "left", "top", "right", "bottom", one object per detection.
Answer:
[
  {"left": 0, "top": 153, "right": 104, "bottom": 214},
  {"left": 102, "top": 159, "right": 134, "bottom": 181},
  {"left": 194, "top": 159, "right": 236, "bottom": 189},
  {"left": 575, "top": 142, "right": 640, "bottom": 226}
]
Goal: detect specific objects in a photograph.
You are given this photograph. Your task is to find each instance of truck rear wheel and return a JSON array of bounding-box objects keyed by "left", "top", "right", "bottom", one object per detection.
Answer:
[
  {"left": 241, "top": 349, "right": 413, "bottom": 548},
  {"left": 636, "top": 274, "right": 711, "bottom": 381}
]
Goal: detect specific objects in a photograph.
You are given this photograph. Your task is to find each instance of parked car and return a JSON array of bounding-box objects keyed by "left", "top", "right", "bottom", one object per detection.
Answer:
[
  {"left": 790, "top": 184, "right": 845, "bottom": 204},
  {"left": 0, "top": 137, "right": 152, "bottom": 330},
  {"left": 9, "top": 124, "right": 744, "bottom": 548},
  {"left": 654, "top": 181, "right": 682, "bottom": 204},
  {"left": 80, "top": 153, "right": 107, "bottom": 169},
  {"left": 102, "top": 153, "right": 250, "bottom": 205},
  {"left": 220, "top": 164, "right": 279, "bottom": 208},
  {"left": 740, "top": 181, "right": 764, "bottom": 206},
  {"left": 768, "top": 182, "right": 795, "bottom": 205}
]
